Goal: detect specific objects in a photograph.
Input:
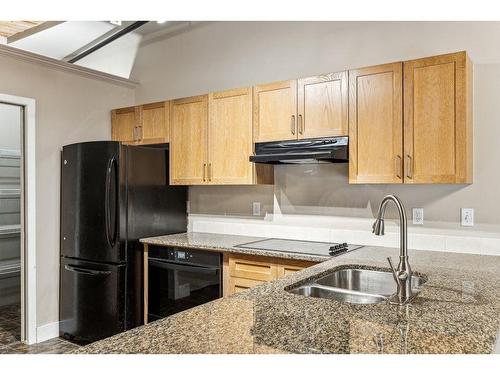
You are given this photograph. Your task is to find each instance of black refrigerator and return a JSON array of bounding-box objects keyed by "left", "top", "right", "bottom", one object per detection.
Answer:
[{"left": 59, "top": 141, "right": 187, "bottom": 344}]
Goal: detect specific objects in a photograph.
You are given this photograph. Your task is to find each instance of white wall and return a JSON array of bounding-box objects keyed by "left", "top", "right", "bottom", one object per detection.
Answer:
[
  {"left": 0, "top": 103, "right": 21, "bottom": 151},
  {"left": 0, "top": 53, "right": 135, "bottom": 327},
  {"left": 132, "top": 21, "right": 500, "bottom": 230}
]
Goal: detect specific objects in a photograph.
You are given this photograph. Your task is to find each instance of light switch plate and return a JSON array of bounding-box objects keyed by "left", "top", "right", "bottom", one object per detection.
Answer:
[
  {"left": 252, "top": 202, "right": 261, "bottom": 216},
  {"left": 461, "top": 208, "right": 474, "bottom": 226},
  {"left": 412, "top": 208, "right": 424, "bottom": 225}
]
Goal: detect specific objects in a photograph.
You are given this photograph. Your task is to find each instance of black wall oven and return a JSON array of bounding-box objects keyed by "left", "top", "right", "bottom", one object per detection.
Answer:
[{"left": 147, "top": 246, "right": 222, "bottom": 322}]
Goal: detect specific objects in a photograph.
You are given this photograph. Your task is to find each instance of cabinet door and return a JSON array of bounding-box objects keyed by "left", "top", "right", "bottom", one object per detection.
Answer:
[
  {"left": 253, "top": 80, "right": 297, "bottom": 142},
  {"left": 404, "top": 51, "right": 472, "bottom": 184},
  {"left": 349, "top": 63, "right": 403, "bottom": 184},
  {"left": 140, "top": 101, "right": 170, "bottom": 144},
  {"left": 208, "top": 88, "right": 253, "bottom": 184},
  {"left": 111, "top": 107, "right": 137, "bottom": 143},
  {"left": 297, "top": 72, "right": 348, "bottom": 139},
  {"left": 170, "top": 95, "right": 208, "bottom": 185}
]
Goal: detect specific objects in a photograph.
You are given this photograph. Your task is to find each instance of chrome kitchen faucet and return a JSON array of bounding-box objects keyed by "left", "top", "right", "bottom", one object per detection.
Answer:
[{"left": 372, "top": 195, "right": 413, "bottom": 305}]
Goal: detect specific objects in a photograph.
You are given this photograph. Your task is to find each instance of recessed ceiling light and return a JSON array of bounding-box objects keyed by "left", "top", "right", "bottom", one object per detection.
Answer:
[{"left": 157, "top": 21, "right": 167, "bottom": 24}]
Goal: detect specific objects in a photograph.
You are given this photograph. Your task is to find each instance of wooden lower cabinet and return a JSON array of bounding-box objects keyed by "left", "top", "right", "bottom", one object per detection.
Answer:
[{"left": 223, "top": 254, "right": 316, "bottom": 297}]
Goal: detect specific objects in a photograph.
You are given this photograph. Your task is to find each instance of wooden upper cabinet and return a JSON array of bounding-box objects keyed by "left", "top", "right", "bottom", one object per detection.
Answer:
[
  {"left": 208, "top": 88, "right": 253, "bottom": 184},
  {"left": 111, "top": 102, "right": 169, "bottom": 145},
  {"left": 349, "top": 62, "right": 403, "bottom": 184},
  {"left": 111, "top": 106, "right": 137, "bottom": 143},
  {"left": 170, "top": 95, "right": 208, "bottom": 185},
  {"left": 140, "top": 101, "right": 170, "bottom": 144},
  {"left": 297, "top": 71, "right": 348, "bottom": 138},
  {"left": 253, "top": 80, "right": 297, "bottom": 142},
  {"left": 404, "top": 51, "right": 473, "bottom": 184}
]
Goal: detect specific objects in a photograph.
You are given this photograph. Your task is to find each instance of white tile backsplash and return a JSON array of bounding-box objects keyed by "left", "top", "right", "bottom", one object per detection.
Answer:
[{"left": 188, "top": 214, "right": 500, "bottom": 256}]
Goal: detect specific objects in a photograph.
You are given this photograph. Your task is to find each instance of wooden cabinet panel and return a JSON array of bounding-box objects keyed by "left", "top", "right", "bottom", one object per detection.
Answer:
[
  {"left": 253, "top": 80, "right": 297, "bottom": 142},
  {"left": 228, "top": 255, "right": 278, "bottom": 281},
  {"left": 111, "top": 107, "right": 137, "bottom": 143},
  {"left": 349, "top": 62, "right": 403, "bottom": 184},
  {"left": 170, "top": 95, "right": 208, "bottom": 185},
  {"left": 229, "top": 277, "right": 264, "bottom": 295},
  {"left": 208, "top": 88, "right": 253, "bottom": 184},
  {"left": 276, "top": 260, "right": 316, "bottom": 277},
  {"left": 297, "top": 72, "right": 348, "bottom": 139},
  {"left": 112, "top": 102, "right": 169, "bottom": 145},
  {"left": 141, "top": 101, "right": 170, "bottom": 144},
  {"left": 224, "top": 254, "right": 317, "bottom": 297},
  {"left": 404, "top": 51, "right": 472, "bottom": 184}
]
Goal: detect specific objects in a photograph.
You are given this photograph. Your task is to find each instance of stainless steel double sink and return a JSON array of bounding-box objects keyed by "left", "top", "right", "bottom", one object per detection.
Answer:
[{"left": 287, "top": 268, "right": 426, "bottom": 305}]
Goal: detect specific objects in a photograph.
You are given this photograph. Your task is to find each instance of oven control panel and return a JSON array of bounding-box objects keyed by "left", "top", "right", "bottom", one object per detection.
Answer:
[{"left": 149, "top": 246, "right": 221, "bottom": 267}]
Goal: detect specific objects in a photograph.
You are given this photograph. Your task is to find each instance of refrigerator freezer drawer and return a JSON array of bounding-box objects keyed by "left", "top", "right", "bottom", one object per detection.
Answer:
[{"left": 59, "top": 258, "right": 126, "bottom": 344}]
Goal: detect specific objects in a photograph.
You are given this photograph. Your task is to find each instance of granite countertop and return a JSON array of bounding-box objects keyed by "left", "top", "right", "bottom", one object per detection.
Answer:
[
  {"left": 75, "top": 233, "right": 500, "bottom": 354},
  {"left": 140, "top": 232, "right": 333, "bottom": 262}
]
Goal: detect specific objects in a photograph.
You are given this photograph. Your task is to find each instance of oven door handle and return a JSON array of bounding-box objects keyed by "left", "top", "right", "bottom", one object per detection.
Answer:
[{"left": 148, "top": 258, "right": 220, "bottom": 274}]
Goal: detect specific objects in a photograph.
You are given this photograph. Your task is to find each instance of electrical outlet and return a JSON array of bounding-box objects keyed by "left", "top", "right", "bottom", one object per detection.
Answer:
[
  {"left": 461, "top": 208, "right": 474, "bottom": 227},
  {"left": 252, "top": 202, "right": 261, "bottom": 216},
  {"left": 412, "top": 208, "right": 424, "bottom": 225}
]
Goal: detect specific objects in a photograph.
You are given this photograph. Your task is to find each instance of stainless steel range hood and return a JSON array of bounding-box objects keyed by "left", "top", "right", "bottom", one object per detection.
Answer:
[{"left": 250, "top": 136, "right": 349, "bottom": 164}]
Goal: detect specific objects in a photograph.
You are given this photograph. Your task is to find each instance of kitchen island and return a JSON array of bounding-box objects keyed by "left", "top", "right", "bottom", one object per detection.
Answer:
[{"left": 74, "top": 233, "right": 500, "bottom": 354}]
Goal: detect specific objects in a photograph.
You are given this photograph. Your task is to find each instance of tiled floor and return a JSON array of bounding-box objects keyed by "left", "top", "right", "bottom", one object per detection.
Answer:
[{"left": 0, "top": 304, "right": 79, "bottom": 354}]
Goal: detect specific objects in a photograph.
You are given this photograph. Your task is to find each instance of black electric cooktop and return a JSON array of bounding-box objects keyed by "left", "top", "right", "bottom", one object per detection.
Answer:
[{"left": 234, "top": 238, "right": 363, "bottom": 257}]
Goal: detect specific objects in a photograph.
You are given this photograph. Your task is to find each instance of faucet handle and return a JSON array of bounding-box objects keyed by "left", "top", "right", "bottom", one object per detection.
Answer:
[{"left": 387, "top": 257, "right": 398, "bottom": 282}]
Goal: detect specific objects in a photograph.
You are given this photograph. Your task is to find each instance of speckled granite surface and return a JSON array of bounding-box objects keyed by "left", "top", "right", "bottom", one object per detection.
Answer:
[
  {"left": 140, "top": 232, "right": 333, "bottom": 262},
  {"left": 74, "top": 233, "right": 500, "bottom": 354}
]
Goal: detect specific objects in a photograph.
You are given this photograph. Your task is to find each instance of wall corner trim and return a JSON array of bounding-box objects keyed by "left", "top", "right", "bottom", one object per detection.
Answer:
[{"left": 0, "top": 44, "right": 139, "bottom": 89}]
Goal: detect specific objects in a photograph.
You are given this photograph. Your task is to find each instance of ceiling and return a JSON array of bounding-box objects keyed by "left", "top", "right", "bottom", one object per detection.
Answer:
[
  {"left": 0, "top": 21, "right": 43, "bottom": 38},
  {"left": 0, "top": 21, "right": 200, "bottom": 78},
  {"left": 10, "top": 21, "right": 120, "bottom": 60}
]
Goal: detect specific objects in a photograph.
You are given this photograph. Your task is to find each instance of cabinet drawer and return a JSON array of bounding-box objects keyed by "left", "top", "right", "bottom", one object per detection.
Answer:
[
  {"left": 276, "top": 260, "right": 316, "bottom": 278},
  {"left": 278, "top": 265, "right": 304, "bottom": 277},
  {"left": 229, "top": 277, "right": 264, "bottom": 295},
  {"left": 228, "top": 255, "right": 278, "bottom": 281}
]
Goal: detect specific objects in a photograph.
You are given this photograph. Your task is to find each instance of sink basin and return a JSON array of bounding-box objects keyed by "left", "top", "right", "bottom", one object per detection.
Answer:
[
  {"left": 290, "top": 285, "right": 388, "bottom": 304},
  {"left": 287, "top": 268, "right": 426, "bottom": 305}
]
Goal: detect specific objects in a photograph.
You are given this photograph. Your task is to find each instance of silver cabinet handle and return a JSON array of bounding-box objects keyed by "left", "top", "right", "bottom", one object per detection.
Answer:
[
  {"left": 291, "top": 115, "right": 296, "bottom": 135},
  {"left": 203, "top": 163, "right": 207, "bottom": 182},
  {"left": 395, "top": 155, "right": 402, "bottom": 180},
  {"left": 208, "top": 163, "right": 212, "bottom": 181},
  {"left": 406, "top": 155, "right": 413, "bottom": 179},
  {"left": 298, "top": 114, "right": 303, "bottom": 135}
]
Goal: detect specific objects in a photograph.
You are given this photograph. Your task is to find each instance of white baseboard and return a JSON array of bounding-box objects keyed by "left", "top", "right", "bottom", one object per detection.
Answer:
[{"left": 36, "top": 321, "right": 59, "bottom": 343}]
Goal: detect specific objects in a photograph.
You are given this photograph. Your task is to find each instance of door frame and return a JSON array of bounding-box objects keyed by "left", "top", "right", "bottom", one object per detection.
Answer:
[{"left": 0, "top": 93, "right": 37, "bottom": 344}]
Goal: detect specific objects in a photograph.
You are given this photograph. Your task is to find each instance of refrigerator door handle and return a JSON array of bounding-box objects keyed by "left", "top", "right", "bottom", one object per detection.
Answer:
[
  {"left": 105, "top": 156, "right": 118, "bottom": 247},
  {"left": 64, "top": 264, "right": 112, "bottom": 276}
]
